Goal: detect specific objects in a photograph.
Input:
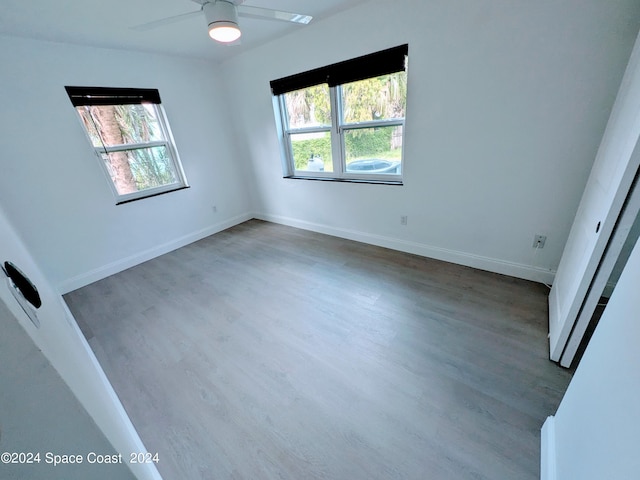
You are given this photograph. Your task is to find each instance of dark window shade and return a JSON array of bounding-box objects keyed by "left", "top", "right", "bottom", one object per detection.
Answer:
[
  {"left": 270, "top": 44, "right": 408, "bottom": 96},
  {"left": 65, "top": 86, "right": 162, "bottom": 106}
]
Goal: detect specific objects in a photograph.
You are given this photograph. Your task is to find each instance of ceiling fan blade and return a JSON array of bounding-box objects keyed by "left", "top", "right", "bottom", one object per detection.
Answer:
[
  {"left": 237, "top": 5, "right": 312, "bottom": 24},
  {"left": 131, "top": 10, "right": 202, "bottom": 32},
  {"left": 190, "top": 0, "right": 245, "bottom": 6}
]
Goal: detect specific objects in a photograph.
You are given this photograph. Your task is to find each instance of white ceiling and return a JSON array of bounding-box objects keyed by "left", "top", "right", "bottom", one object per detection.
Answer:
[{"left": 0, "top": 0, "right": 367, "bottom": 62}]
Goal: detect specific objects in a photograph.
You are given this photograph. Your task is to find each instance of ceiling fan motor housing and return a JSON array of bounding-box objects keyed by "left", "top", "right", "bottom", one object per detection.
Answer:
[{"left": 204, "top": 1, "right": 239, "bottom": 31}]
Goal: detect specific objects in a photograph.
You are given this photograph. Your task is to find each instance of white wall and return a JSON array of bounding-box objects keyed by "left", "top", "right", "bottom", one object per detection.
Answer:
[
  {"left": 0, "top": 205, "right": 161, "bottom": 480},
  {"left": 0, "top": 35, "right": 252, "bottom": 293},
  {"left": 221, "top": 0, "right": 640, "bottom": 282},
  {"left": 541, "top": 233, "right": 640, "bottom": 479},
  {"left": 2, "top": 1, "right": 638, "bottom": 291}
]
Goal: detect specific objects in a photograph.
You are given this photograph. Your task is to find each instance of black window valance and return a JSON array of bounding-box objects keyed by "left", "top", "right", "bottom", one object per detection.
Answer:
[
  {"left": 64, "top": 86, "right": 161, "bottom": 106},
  {"left": 270, "top": 44, "right": 408, "bottom": 96}
]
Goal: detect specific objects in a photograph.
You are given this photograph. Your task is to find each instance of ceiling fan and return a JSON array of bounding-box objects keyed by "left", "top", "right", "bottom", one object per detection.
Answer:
[{"left": 132, "top": 0, "right": 313, "bottom": 44}]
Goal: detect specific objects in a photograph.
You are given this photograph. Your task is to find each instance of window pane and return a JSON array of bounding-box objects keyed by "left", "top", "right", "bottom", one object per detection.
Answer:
[
  {"left": 342, "top": 72, "right": 407, "bottom": 123},
  {"left": 290, "top": 131, "right": 333, "bottom": 173},
  {"left": 344, "top": 126, "right": 402, "bottom": 175},
  {"left": 101, "top": 146, "right": 178, "bottom": 194},
  {"left": 76, "top": 104, "right": 164, "bottom": 148},
  {"left": 284, "top": 84, "right": 332, "bottom": 129}
]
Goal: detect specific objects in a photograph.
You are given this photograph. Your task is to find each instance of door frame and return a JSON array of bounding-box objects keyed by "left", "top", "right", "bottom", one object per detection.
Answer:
[{"left": 559, "top": 166, "right": 640, "bottom": 367}]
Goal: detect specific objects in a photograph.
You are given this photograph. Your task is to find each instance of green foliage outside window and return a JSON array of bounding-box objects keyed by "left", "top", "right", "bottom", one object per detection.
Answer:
[
  {"left": 292, "top": 128, "right": 399, "bottom": 170},
  {"left": 342, "top": 72, "right": 407, "bottom": 123},
  {"left": 114, "top": 106, "right": 176, "bottom": 191},
  {"left": 127, "top": 147, "right": 176, "bottom": 190},
  {"left": 82, "top": 103, "right": 178, "bottom": 192},
  {"left": 283, "top": 70, "right": 406, "bottom": 173},
  {"left": 292, "top": 137, "right": 332, "bottom": 170},
  {"left": 285, "top": 85, "right": 331, "bottom": 128},
  {"left": 345, "top": 128, "right": 394, "bottom": 159}
]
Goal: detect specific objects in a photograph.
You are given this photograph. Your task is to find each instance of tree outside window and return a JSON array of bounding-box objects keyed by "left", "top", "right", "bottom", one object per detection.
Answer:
[{"left": 65, "top": 87, "right": 188, "bottom": 203}]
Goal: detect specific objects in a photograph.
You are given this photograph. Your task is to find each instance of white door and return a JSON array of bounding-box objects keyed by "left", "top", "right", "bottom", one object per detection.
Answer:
[
  {"left": 0, "top": 206, "right": 161, "bottom": 480},
  {"left": 548, "top": 32, "right": 640, "bottom": 361}
]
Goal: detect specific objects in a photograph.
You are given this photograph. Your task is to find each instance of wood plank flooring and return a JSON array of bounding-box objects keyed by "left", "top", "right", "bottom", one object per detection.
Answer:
[{"left": 64, "top": 220, "right": 572, "bottom": 480}]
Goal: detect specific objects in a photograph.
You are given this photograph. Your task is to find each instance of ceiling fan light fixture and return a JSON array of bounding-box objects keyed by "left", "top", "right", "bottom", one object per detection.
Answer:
[
  {"left": 205, "top": 1, "right": 241, "bottom": 43},
  {"left": 209, "top": 23, "right": 241, "bottom": 42}
]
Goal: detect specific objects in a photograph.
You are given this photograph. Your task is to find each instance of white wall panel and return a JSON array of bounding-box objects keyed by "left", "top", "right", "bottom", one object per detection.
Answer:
[
  {"left": 543, "top": 234, "right": 640, "bottom": 479},
  {"left": 220, "top": 0, "right": 640, "bottom": 282},
  {"left": 0, "top": 36, "right": 251, "bottom": 292}
]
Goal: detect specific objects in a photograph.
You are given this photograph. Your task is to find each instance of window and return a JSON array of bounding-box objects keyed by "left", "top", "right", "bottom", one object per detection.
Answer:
[
  {"left": 271, "top": 45, "right": 408, "bottom": 183},
  {"left": 65, "top": 86, "right": 188, "bottom": 203}
]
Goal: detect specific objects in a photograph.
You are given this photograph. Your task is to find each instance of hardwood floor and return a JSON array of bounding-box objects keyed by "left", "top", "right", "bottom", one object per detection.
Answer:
[{"left": 64, "top": 220, "right": 572, "bottom": 480}]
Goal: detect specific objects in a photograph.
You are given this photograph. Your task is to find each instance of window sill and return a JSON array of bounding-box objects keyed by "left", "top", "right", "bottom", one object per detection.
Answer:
[
  {"left": 116, "top": 185, "right": 190, "bottom": 205},
  {"left": 284, "top": 175, "right": 403, "bottom": 185}
]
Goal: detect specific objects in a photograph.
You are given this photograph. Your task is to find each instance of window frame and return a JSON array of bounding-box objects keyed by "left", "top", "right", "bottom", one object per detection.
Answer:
[
  {"left": 65, "top": 86, "right": 189, "bottom": 204},
  {"left": 271, "top": 45, "right": 408, "bottom": 184},
  {"left": 275, "top": 85, "right": 336, "bottom": 179}
]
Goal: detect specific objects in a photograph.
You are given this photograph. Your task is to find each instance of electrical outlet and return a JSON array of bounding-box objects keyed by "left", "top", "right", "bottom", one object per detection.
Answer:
[
  {"left": 533, "top": 234, "right": 546, "bottom": 248},
  {"left": 400, "top": 215, "right": 408, "bottom": 226}
]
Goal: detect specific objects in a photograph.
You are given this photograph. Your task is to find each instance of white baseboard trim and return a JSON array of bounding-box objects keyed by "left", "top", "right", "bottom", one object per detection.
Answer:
[
  {"left": 58, "top": 212, "right": 253, "bottom": 294},
  {"left": 59, "top": 212, "right": 555, "bottom": 293},
  {"left": 541, "top": 416, "right": 557, "bottom": 480},
  {"left": 254, "top": 213, "right": 556, "bottom": 285}
]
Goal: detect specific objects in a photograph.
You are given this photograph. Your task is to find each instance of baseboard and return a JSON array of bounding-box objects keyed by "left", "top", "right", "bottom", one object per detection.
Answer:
[
  {"left": 254, "top": 213, "right": 556, "bottom": 285},
  {"left": 59, "top": 212, "right": 555, "bottom": 293},
  {"left": 541, "top": 416, "right": 557, "bottom": 480},
  {"left": 58, "top": 212, "right": 253, "bottom": 294}
]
